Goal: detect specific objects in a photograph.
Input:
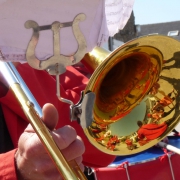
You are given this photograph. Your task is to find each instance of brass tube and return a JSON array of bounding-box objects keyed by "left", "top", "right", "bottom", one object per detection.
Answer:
[
  {"left": 0, "top": 62, "right": 87, "bottom": 180},
  {"left": 81, "top": 46, "right": 110, "bottom": 73}
]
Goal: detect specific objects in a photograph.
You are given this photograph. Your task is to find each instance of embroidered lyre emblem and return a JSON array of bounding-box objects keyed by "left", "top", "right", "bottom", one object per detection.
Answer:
[{"left": 25, "top": 13, "right": 87, "bottom": 75}]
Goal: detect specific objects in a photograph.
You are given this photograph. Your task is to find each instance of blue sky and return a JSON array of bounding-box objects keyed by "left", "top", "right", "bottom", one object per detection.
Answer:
[{"left": 133, "top": 0, "right": 180, "bottom": 25}]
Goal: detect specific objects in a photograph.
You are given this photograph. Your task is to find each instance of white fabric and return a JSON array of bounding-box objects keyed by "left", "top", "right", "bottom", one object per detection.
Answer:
[
  {"left": 105, "top": 0, "right": 135, "bottom": 36},
  {"left": 0, "top": 0, "right": 134, "bottom": 62}
]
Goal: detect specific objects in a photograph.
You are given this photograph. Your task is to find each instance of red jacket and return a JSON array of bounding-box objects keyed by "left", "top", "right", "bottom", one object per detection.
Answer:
[
  {"left": 0, "top": 63, "right": 115, "bottom": 179},
  {"left": 138, "top": 123, "right": 167, "bottom": 140}
]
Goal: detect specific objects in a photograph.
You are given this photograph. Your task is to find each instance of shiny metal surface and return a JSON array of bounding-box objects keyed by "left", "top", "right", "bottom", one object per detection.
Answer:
[
  {"left": 25, "top": 13, "right": 87, "bottom": 110},
  {"left": 25, "top": 13, "right": 87, "bottom": 71},
  {"left": 0, "top": 61, "right": 87, "bottom": 180},
  {"left": 0, "top": 62, "right": 42, "bottom": 117},
  {"left": 83, "top": 35, "right": 180, "bottom": 155}
]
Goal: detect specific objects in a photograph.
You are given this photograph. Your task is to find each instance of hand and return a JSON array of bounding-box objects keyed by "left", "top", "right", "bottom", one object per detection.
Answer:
[{"left": 15, "top": 103, "right": 85, "bottom": 180}]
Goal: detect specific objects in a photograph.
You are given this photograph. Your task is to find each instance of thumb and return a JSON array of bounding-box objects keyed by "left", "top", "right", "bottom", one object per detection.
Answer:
[{"left": 42, "top": 103, "right": 59, "bottom": 130}]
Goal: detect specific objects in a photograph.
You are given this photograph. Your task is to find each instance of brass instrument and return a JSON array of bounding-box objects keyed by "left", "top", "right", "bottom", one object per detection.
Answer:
[
  {"left": 1, "top": 32, "right": 180, "bottom": 180},
  {"left": 79, "top": 35, "right": 180, "bottom": 155},
  {"left": 0, "top": 62, "right": 87, "bottom": 180}
]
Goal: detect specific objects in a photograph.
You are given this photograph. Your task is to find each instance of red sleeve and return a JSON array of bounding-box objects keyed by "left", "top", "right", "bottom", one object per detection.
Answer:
[
  {"left": 0, "top": 149, "right": 17, "bottom": 180},
  {"left": 140, "top": 123, "right": 167, "bottom": 140},
  {"left": 0, "top": 63, "right": 115, "bottom": 169}
]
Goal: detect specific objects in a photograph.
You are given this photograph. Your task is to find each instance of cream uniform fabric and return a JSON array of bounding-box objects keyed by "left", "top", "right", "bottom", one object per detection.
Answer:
[{"left": 0, "top": 0, "right": 134, "bottom": 62}]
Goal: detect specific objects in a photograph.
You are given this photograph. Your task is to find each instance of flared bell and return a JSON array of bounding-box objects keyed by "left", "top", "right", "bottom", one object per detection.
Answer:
[{"left": 82, "top": 35, "right": 180, "bottom": 155}]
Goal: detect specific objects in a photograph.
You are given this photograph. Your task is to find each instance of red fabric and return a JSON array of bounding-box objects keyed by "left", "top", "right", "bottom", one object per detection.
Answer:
[
  {"left": 138, "top": 122, "right": 167, "bottom": 140},
  {"left": 0, "top": 149, "right": 17, "bottom": 180},
  {"left": 95, "top": 154, "right": 180, "bottom": 180},
  {"left": 0, "top": 63, "right": 115, "bottom": 179},
  {"left": 95, "top": 167, "right": 127, "bottom": 180}
]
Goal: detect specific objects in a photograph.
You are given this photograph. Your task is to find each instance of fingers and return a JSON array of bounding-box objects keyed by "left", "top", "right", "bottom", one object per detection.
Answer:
[
  {"left": 24, "top": 103, "right": 59, "bottom": 132},
  {"left": 42, "top": 103, "right": 59, "bottom": 130},
  {"left": 61, "top": 136, "right": 85, "bottom": 161},
  {"left": 23, "top": 103, "right": 59, "bottom": 134},
  {"left": 74, "top": 156, "right": 83, "bottom": 166},
  {"left": 69, "top": 158, "right": 85, "bottom": 173},
  {"left": 78, "top": 163, "right": 85, "bottom": 172},
  {"left": 16, "top": 103, "right": 85, "bottom": 180},
  {"left": 73, "top": 156, "right": 85, "bottom": 172},
  {"left": 20, "top": 125, "right": 84, "bottom": 161},
  {"left": 53, "top": 125, "right": 77, "bottom": 149}
]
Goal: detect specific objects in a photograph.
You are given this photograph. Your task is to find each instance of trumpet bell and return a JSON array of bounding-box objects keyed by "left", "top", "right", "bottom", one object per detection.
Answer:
[
  {"left": 83, "top": 35, "right": 180, "bottom": 155},
  {"left": 86, "top": 46, "right": 162, "bottom": 123}
]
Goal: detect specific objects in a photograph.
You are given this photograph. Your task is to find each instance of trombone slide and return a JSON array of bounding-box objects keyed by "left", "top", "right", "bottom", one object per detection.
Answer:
[{"left": 0, "top": 61, "right": 87, "bottom": 180}]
